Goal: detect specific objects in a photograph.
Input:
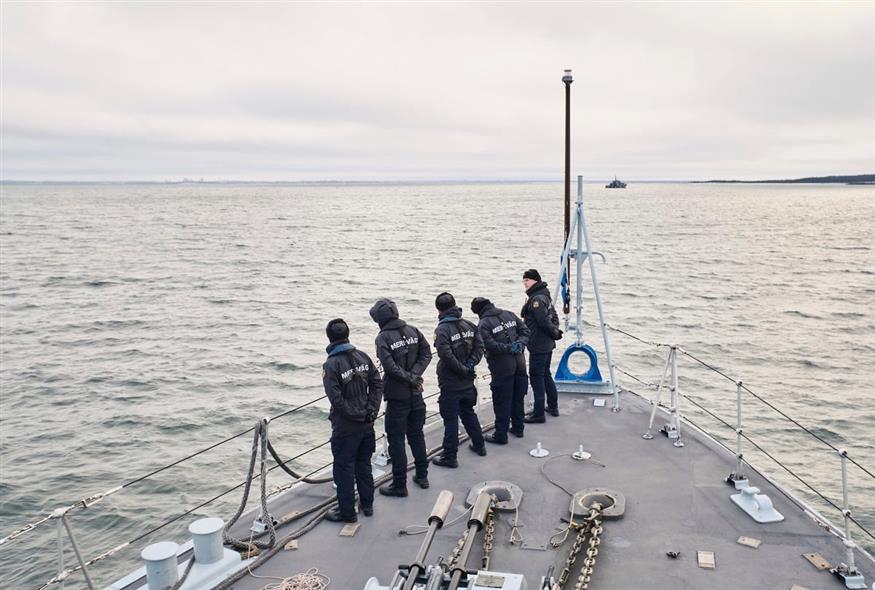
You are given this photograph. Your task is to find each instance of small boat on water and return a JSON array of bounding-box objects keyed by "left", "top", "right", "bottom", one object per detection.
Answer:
[{"left": 606, "top": 176, "right": 626, "bottom": 189}]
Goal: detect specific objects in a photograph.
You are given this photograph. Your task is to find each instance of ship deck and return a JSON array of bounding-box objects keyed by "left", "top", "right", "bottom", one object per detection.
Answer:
[{"left": 158, "top": 390, "right": 875, "bottom": 589}]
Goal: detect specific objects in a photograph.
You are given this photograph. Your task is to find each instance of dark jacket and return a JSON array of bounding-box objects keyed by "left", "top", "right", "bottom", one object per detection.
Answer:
[
  {"left": 476, "top": 303, "right": 530, "bottom": 378},
  {"left": 433, "top": 307, "right": 484, "bottom": 392},
  {"left": 520, "top": 281, "right": 561, "bottom": 353},
  {"left": 370, "top": 299, "right": 432, "bottom": 401},
  {"left": 322, "top": 340, "right": 383, "bottom": 435}
]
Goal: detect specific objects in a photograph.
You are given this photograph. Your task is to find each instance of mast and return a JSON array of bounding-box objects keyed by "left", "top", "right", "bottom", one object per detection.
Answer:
[{"left": 562, "top": 69, "right": 573, "bottom": 315}]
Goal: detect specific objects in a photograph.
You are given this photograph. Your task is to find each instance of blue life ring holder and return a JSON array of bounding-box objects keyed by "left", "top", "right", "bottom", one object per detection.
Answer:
[{"left": 555, "top": 343, "right": 603, "bottom": 383}]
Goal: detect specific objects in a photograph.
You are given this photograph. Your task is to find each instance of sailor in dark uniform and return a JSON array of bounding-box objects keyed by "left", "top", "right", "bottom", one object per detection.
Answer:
[
  {"left": 432, "top": 292, "right": 486, "bottom": 468},
  {"left": 321, "top": 318, "right": 383, "bottom": 523},
  {"left": 471, "top": 297, "right": 530, "bottom": 443},
  {"left": 369, "top": 298, "right": 432, "bottom": 497},
  {"left": 520, "top": 269, "right": 563, "bottom": 423}
]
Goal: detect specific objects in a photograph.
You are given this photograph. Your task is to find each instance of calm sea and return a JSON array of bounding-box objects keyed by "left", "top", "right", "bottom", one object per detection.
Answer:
[{"left": 1, "top": 182, "right": 873, "bottom": 588}]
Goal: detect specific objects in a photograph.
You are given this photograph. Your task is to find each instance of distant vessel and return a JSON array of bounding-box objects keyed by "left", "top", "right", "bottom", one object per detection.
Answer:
[{"left": 606, "top": 176, "right": 626, "bottom": 188}]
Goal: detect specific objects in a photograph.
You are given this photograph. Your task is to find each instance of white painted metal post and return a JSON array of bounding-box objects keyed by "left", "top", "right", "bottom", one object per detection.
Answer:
[
  {"left": 735, "top": 381, "right": 744, "bottom": 477},
  {"left": 57, "top": 517, "right": 65, "bottom": 590},
  {"left": 575, "top": 177, "right": 584, "bottom": 346},
  {"left": 840, "top": 450, "right": 858, "bottom": 574},
  {"left": 552, "top": 213, "right": 579, "bottom": 306},
  {"left": 578, "top": 176, "right": 620, "bottom": 411},
  {"left": 671, "top": 346, "right": 684, "bottom": 448},
  {"left": 642, "top": 349, "right": 673, "bottom": 439},
  {"left": 61, "top": 515, "right": 95, "bottom": 590}
]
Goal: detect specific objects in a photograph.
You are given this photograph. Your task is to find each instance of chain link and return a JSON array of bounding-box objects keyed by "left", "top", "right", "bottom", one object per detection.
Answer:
[
  {"left": 573, "top": 517, "right": 603, "bottom": 590},
  {"left": 552, "top": 503, "right": 604, "bottom": 590},
  {"left": 447, "top": 527, "right": 469, "bottom": 570},
  {"left": 481, "top": 498, "right": 497, "bottom": 570}
]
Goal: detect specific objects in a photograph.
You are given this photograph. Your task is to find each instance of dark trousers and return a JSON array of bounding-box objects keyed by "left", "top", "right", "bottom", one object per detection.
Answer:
[
  {"left": 438, "top": 387, "right": 484, "bottom": 458},
  {"left": 385, "top": 397, "right": 428, "bottom": 485},
  {"left": 490, "top": 375, "right": 513, "bottom": 442},
  {"left": 330, "top": 429, "right": 375, "bottom": 519},
  {"left": 511, "top": 373, "right": 528, "bottom": 434},
  {"left": 529, "top": 351, "right": 558, "bottom": 417}
]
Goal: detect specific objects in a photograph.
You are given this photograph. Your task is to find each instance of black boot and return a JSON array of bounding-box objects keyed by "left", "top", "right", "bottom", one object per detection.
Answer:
[
  {"left": 524, "top": 414, "right": 546, "bottom": 424},
  {"left": 360, "top": 503, "right": 374, "bottom": 517},
  {"left": 432, "top": 454, "right": 458, "bottom": 468},
  {"left": 324, "top": 507, "right": 357, "bottom": 523},
  {"left": 547, "top": 407, "right": 560, "bottom": 417},
  {"left": 379, "top": 483, "right": 409, "bottom": 497},
  {"left": 485, "top": 434, "right": 508, "bottom": 445},
  {"left": 469, "top": 443, "right": 487, "bottom": 456},
  {"left": 413, "top": 475, "right": 430, "bottom": 489}
]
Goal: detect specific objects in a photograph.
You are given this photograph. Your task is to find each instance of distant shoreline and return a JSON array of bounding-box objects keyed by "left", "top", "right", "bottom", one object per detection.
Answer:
[
  {"left": 2, "top": 175, "right": 873, "bottom": 186},
  {"left": 693, "top": 174, "right": 875, "bottom": 185}
]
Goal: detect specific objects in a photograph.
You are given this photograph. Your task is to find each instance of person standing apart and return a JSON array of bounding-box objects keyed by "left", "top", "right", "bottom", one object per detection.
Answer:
[
  {"left": 322, "top": 318, "right": 383, "bottom": 523},
  {"left": 520, "top": 269, "right": 563, "bottom": 423},
  {"left": 369, "top": 298, "right": 432, "bottom": 497},
  {"left": 471, "top": 297, "right": 530, "bottom": 443},
  {"left": 432, "top": 292, "right": 486, "bottom": 468}
]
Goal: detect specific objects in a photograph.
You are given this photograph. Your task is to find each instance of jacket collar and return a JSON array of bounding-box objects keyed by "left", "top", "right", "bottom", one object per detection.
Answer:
[{"left": 326, "top": 341, "right": 355, "bottom": 357}]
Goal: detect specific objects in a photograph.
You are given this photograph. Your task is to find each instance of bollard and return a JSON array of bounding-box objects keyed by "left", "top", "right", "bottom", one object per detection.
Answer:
[
  {"left": 142, "top": 541, "right": 180, "bottom": 590},
  {"left": 189, "top": 517, "right": 225, "bottom": 565}
]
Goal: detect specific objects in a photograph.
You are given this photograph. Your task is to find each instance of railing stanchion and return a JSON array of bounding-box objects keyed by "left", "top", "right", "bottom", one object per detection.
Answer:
[
  {"left": 59, "top": 514, "right": 95, "bottom": 590},
  {"left": 670, "top": 346, "right": 684, "bottom": 447},
  {"left": 56, "top": 516, "right": 65, "bottom": 590},
  {"left": 642, "top": 348, "right": 672, "bottom": 439},
  {"left": 831, "top": 449, "right": 866, "bottom": 588},
  {"left": 726, "top": 380, "right": 748, "bottom": 487}
]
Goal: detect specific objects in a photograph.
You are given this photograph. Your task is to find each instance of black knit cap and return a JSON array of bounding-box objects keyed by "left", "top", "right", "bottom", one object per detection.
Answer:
[
  {"left": 325, "top": 318, "right": 350, "bottom": 343},
  {"left": 523, "top": 268, "right": 541, "bottom": 282},
  {"left": 435, "top": 292, "right": 456, "bottom": 311},
  {"left": 471, "top": 297, "right": 491, "bottom": 316}
]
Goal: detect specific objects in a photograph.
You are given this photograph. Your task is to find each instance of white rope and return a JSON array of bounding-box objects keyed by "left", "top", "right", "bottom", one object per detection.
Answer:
[{"left": 248, "top": 567, "right": 330, "bottom": 590}]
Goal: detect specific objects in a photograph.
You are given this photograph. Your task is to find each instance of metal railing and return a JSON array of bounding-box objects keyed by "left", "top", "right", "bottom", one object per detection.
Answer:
[
  {"left": 599, "top": 321, "right": 875, "bottom": 583},
  {"left": 4, "top": 326, "right": 874, "bottom": 588}
]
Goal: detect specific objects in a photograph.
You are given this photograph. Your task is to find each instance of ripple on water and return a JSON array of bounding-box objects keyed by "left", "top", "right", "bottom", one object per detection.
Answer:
[{"left": 1, "top": 182, "right": 873, "bottom": 588}]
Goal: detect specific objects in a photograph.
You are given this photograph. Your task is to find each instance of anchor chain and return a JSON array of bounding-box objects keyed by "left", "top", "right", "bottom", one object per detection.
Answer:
[
  {"left": 481, "top": 500, "right": 497, "bottom": 570},
  {"left": 447, "top": 528, "right": 470, "bottom": 570},
  {"left": 552, "top": 503, "right": 603, "bottom": 590},
  {"left": 574, "top": 510, "right": 603, "bottom": 590}
]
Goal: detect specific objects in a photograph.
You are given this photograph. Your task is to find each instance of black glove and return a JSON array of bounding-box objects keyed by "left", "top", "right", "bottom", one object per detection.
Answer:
[
  {"left": 466, "top": 367, "right": 477, "bottom": 378},
  {"left": 414, "top": 376, "right": 424, "bottom": 393},
  {"left": 365, "top": 410, "right": 378, "bottom": 423},
  {"left": 552, "top": 328, "right": 564, "bottom": 341}
]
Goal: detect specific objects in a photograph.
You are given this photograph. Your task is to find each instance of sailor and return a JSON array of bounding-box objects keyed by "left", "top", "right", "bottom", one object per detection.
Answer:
[
  {"left": 369, "top": 298, "right": 433, "bottom": 497},
  {"left": 520, "top": 269, "right": 563, "bottom": 423},
  {"left": 471, "top": 297, "right": 530, "bottom": 443},
  {"left": 321, "top": 318, "right": 383, "bottom": 523},
  {"left": 432, "top": 292, "right": 486, "bottom": 467}
]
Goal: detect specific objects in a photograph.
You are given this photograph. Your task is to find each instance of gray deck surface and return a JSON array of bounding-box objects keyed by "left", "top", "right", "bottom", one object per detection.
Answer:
[{"left": 223, "top": 391, "right": 873, "bottom": 590}]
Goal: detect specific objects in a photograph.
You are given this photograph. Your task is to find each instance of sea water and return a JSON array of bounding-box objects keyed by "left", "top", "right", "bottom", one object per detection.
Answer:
[{"left": 1, "top": 182, "right": 873, "bottom": 588}]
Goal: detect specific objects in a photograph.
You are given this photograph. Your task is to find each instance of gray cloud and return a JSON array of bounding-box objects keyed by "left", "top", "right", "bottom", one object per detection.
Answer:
[{"left": 2, "top": 2, "right": 873, "bottom": 181}]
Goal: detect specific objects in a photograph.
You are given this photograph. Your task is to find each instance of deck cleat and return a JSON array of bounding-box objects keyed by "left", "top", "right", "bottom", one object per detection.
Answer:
[{"left": 730, "top": 486, "right": 784, "bottom": 523}]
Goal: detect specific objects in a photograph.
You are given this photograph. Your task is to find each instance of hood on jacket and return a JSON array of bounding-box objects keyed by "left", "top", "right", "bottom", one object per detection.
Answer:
[{"left": 369, "top": 298, "right": 399, "bottom": 328}]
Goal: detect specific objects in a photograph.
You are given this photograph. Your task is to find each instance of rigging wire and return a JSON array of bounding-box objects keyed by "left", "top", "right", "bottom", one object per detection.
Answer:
[{"left": 601, "top": 321, "right": 875, "bottom": 481}]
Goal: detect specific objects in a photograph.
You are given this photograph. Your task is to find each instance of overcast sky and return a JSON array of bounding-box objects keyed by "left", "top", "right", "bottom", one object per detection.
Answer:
[{"left": 2, "top": 2, "right": 873, "bottom": 181}]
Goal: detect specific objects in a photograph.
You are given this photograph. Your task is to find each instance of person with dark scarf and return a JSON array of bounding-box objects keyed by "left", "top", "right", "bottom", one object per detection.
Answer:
[
  {"left": 471, "top": 297, "right": 530, "bottom": 443},
  {"left": 369, "top": 298, "right": 432, "bottom": 497},
  {"left": 431, "top": 292, "right": 486, "bottom": 468},
  {"left": 520, "top": 269, "right": 563, "bottom": 422},
  {"left": 321, "top": 318, "right": 383, "bottom": 523}
]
